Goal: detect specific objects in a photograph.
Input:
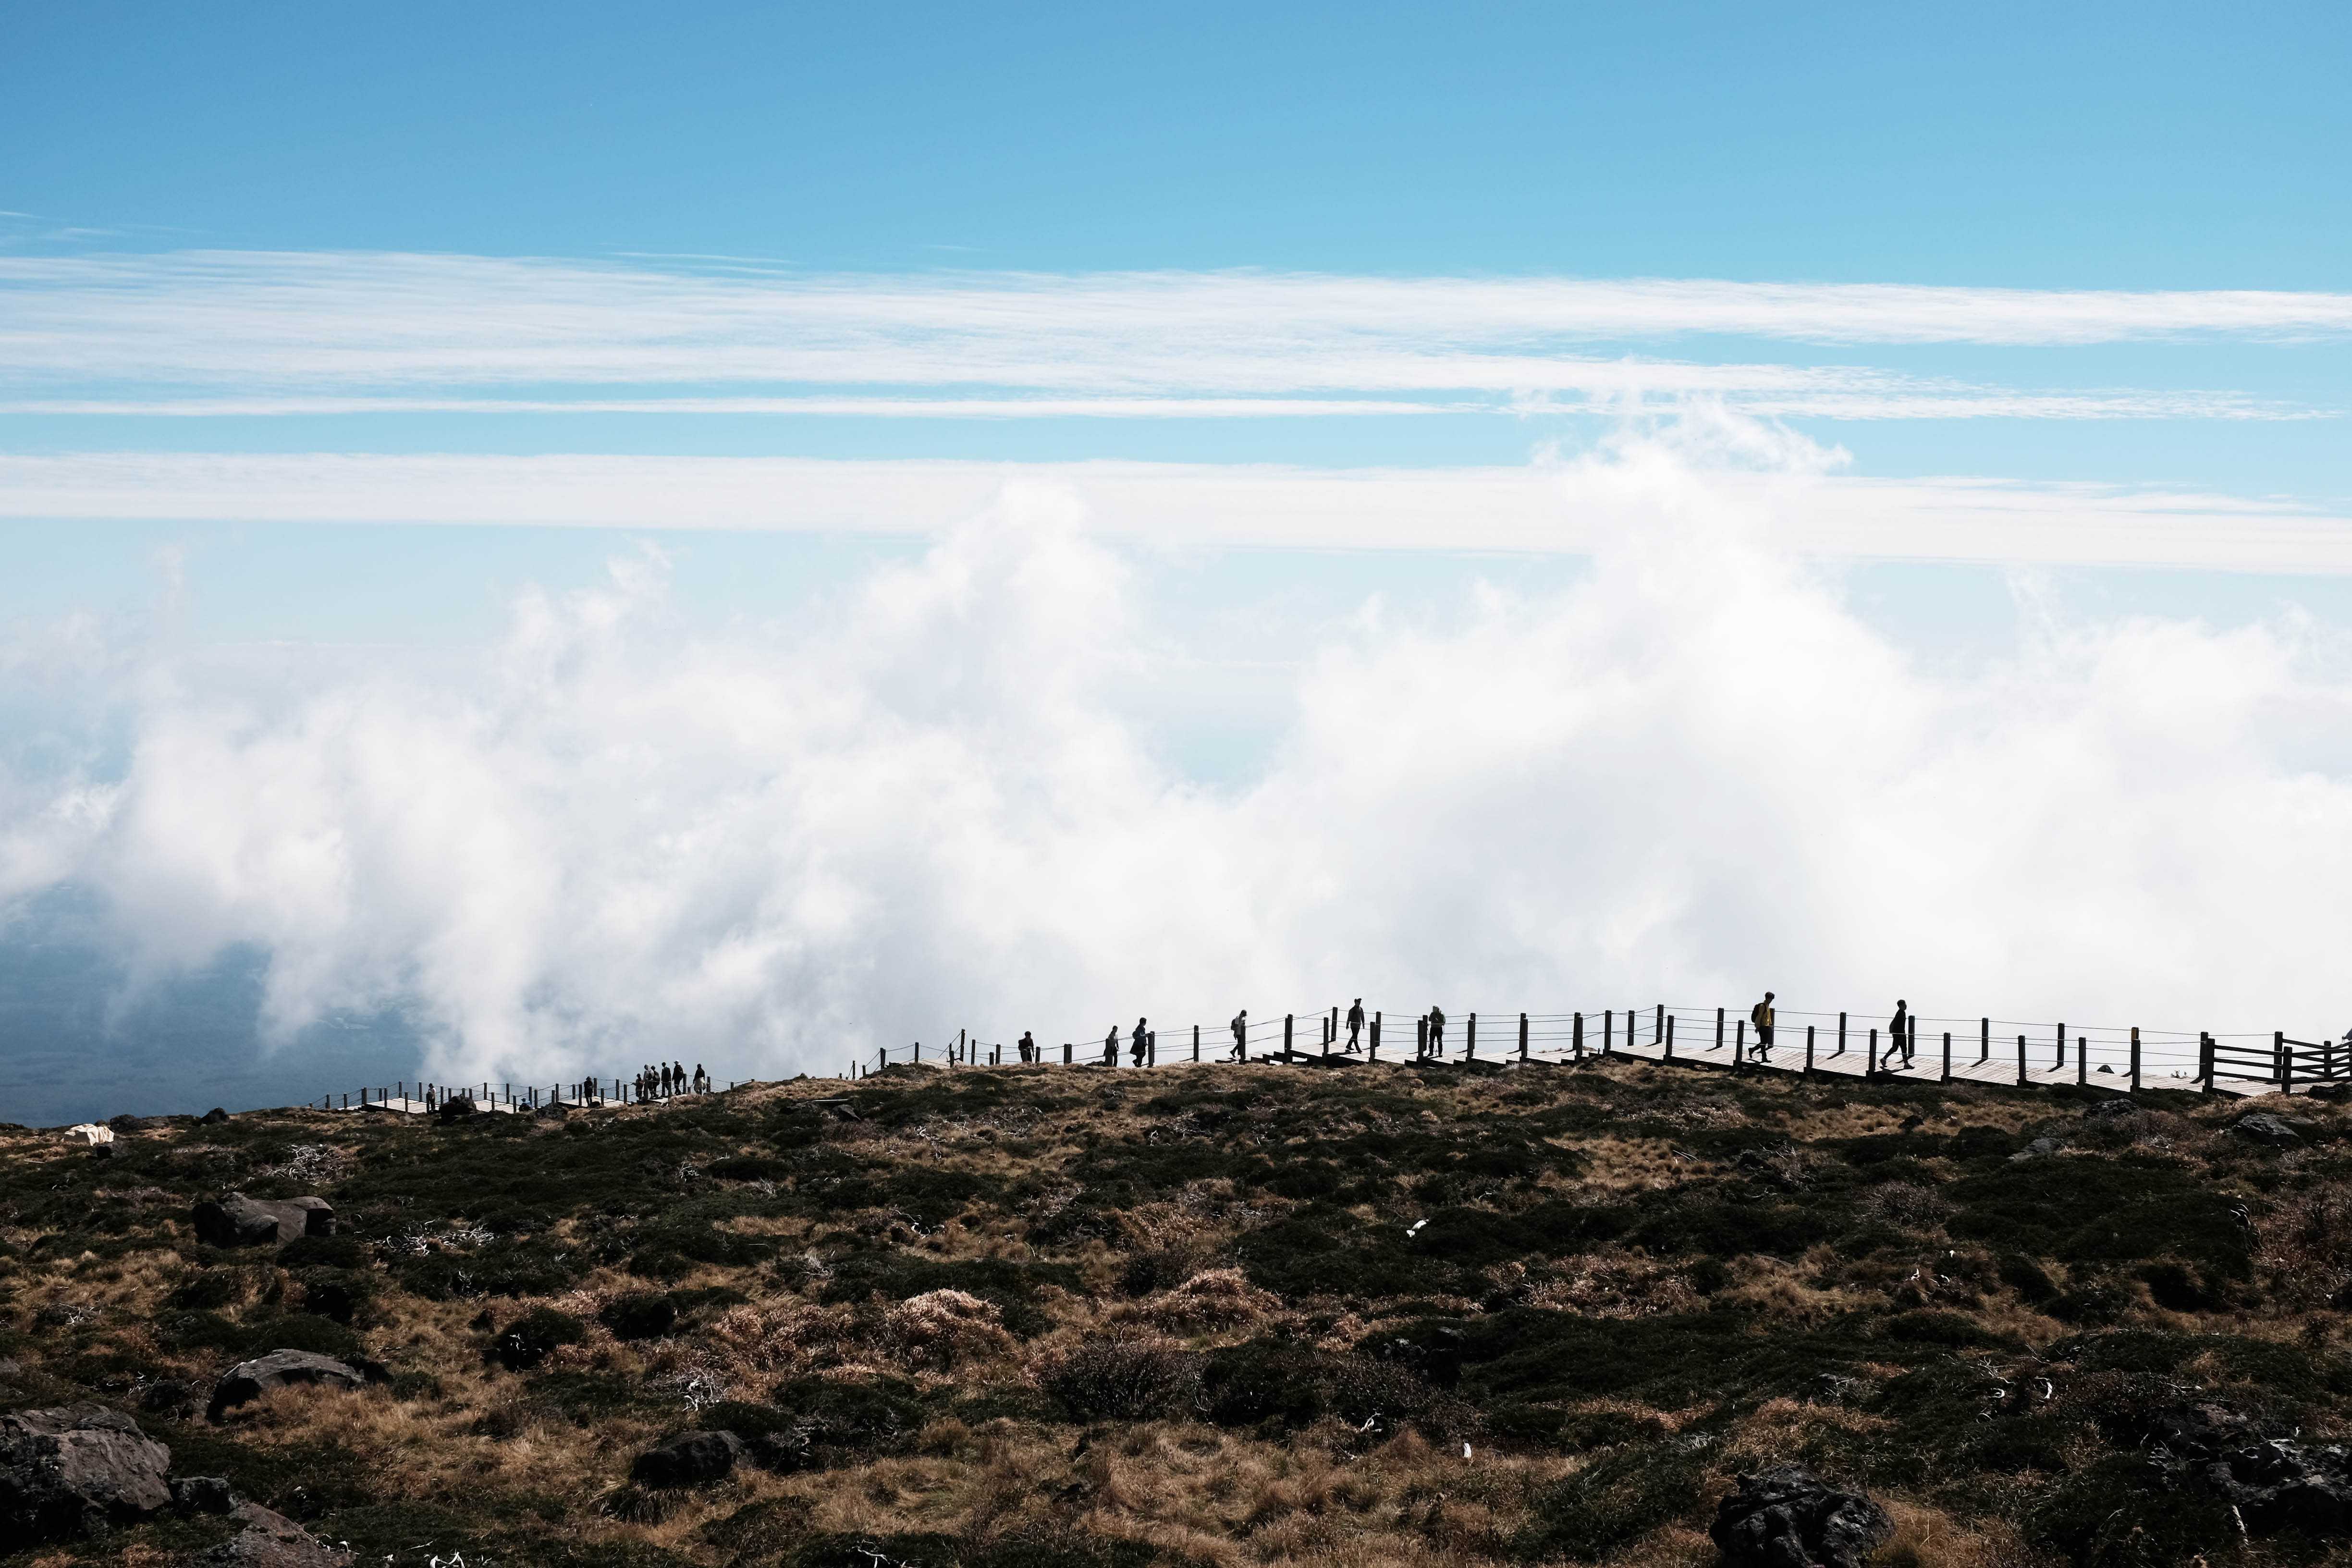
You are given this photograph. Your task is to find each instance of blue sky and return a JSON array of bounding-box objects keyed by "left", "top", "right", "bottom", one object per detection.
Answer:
[{"left": 3, "top": 4, "right": 2351, "bottom": 1123}]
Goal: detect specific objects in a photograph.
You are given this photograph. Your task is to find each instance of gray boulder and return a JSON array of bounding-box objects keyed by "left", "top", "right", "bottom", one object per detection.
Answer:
[
  {"left": 1711, "top": 1465, "right": 1893, "bottom": 1568},
  {"left": 2231, "top": 1112, "right": 2307, "bottom": 1148},
  {"left": 208, "top": 1350, "right": 368, "bottom": 1421},
  {"left": 0, "top": 1402, "right": 173, "bottom": 1543},
  {"left": 182, "top": 1500, "right": 352, "bottom": 1566},
  {"left": 2083, "top": 1097, "right": 2143, "bottom": 1121},
  {"left": 629, "top": 1429, "right": 747, "bottom": 1488},
  {"left": 192, "top": 1193, "right": 334, "bottom": 1248}
]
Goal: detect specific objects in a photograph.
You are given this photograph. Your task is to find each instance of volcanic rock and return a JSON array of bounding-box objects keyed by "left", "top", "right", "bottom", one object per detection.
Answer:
[
  {"left": 192, "top": 1193, "right": 335, "bottom": 1248},
  {"left": 2151, "top": 1401, "right": 2352, "bottom": 1536},
  {"left": 1710, "top": 1465, "right": 1892, "bottom": 1568},
  {"left": 171, "top": 1474, "right": 237, "bottom": 1514},
  {"left": 207, "top": 1350, "right": 368, "bottom": 1421},
  {"left": 182, "top": 1500, "right": 352, "bottom": 1566},
  {"left": 0, "top": 1402, "right": 172, "bottom": 1544},
  {"left": 2231, "top": 1112, "right": 2307, "bottom": 1148}
]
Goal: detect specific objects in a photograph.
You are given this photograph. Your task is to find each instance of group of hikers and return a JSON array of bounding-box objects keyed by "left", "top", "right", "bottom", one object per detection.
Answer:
[
  {"left": 1745, "top": 992, "right": 1918, "bottom": 1066},
  {"left": 634, "top": 1061, "right": 708, "bottom": 1100},
  {"left": 971, "top": 993, "right": 1924, "bottom": 1073}
]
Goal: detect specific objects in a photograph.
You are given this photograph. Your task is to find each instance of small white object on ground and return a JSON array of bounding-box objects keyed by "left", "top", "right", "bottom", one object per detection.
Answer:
[{"left": 64, "top": 1123, "right": 114, "bottom": 1145}]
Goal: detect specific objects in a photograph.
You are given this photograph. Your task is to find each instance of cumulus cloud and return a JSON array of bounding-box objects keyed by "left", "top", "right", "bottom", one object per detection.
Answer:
[{"left": 8, "top": 414, "right": 2352, "bottom": 1087}]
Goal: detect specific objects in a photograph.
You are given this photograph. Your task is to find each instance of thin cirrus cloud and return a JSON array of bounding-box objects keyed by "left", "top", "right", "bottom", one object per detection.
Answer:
[
  {"left": 0, "top": 250, "right": 2344, "bottom": 420},
  {"left": 8, "top": 447, "right": 2352, "bottom": 571}
]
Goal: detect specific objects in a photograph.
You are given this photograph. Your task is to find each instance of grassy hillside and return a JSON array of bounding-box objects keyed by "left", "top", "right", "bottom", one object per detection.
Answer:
[{"left": 5, "top": 1056, "right": 2352, "bottom": 1567}]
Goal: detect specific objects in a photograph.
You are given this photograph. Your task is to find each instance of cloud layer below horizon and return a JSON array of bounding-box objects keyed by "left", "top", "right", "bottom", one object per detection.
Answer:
[{"left": 9, "top": 419, "right": 2352, "bottom": 1097}]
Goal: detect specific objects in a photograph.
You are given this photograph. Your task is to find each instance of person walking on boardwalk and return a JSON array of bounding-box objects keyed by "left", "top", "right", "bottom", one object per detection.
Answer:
[
  {"left": 1130, "top": 1017, "right": 1149, "bottom": 1066},
  {"left": 1427, "top": 1005, "right": 1446, "bottom": 1058},
  {"left": 1018, "top": 1030, "right": 1036, "bottom": 1063},
  {"left": 1888, "top": 1000, "right": 1913, "bottom": 1069},
  {"left": 1750, "top": 992, "right": 1776, "bottom": 1061},
  {"left": 1229, "top": 1009, "right": 1249, "bottom": 1061},
  {"left": 1347, "top": 999, "right": 1366, "bottom": 1053},
  {"left": 672, "top": 1061, "right": 685, "bottom": 1097},
  {"left": 1102, "top": 1026, "right": 1118, "bottom": 1066}
]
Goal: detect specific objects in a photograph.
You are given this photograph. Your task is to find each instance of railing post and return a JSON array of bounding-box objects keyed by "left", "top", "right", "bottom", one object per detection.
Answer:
[
  {"left": 1804, "top": 1024, "right": 1815, "bottom": 1078},
  {"left": 1979, "top": 1017, "right": 1989, "bottom": 1064},
  {"left": 1716, "top": 1006, "right": 1726, "bottom": 1053},
  {"left": 2017, "top": 1034, "right": 2028, "bottom": 1088},
  {"left": 1837, "top": 1012, "right": 1847, "bottom": 1058},
  {"left": 1664, "top": 1013, "right": 1675, "bottom": 1062},
  {"left": 1655, "top": 1003, "right": 1665, "bottom": 1049},
  {"left": 1285, "top": 1014, "right": 1294, "bottom": 1057},
  {"left": 2129, "top": 1026, "right": 2140, "bottom": 1091},
  {"left": 1734, "top": 1018, "right": 1745, "bottom": 1070},
  {"left": 1572, "top": 1011, "right": 1583, "bottom": 1060},
  {"left": 1467, "top": 1012, "right": 1477, "bottom": 1059},
  {"left": 2077, "top": 1031, "right": 2087, "bottom": 1087},
  {"left": 2200, "top": 1032, "right": 2214, "bottom": 1094},
  {"left": 1868, "top": 1027, "right": 1878, "bottom": 1077},
  {"left": 2057, "top": 1021, "right": 2066, "bottom": 1071},
  {"left": 1372, "top": 1012, "right": 1381, "bottom": 1059},
  {"left": 1418, "top": 1014, "right": 1428, "bottom": 1057},
  {"left": 2276, "top": 1030, "right": 2288, "bottom": 1090},
  {"left": 1193, "top": 1024, "right": 1200, "bottom": 1062},
  {"left": 1941, "top": 1030, "right": 1951, "bottom": 1083},
  {"left": 1322, "top": 1014, "right": 1331, "bottom": 1062},
  {"left": 1063, "top": 1041, "right": 1072, "bottom": 1065},
  {"left": 1603, "top": 1009, "right": 1613, "bottom": 1057},
  {"left": 1519, "top": 1012, "right": 1529, "bottom": 1060}
]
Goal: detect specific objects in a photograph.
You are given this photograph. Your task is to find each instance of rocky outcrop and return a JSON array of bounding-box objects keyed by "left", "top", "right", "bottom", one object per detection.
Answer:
[
  {"left": 191, "top": 1193, "right": 334, "bottom": 1248},
  {"left": 2152, "top": 1402, "right": 2352, "bottom": 1536},
  {"left": 182, "top": 1501, "right": 352, "bottom": 1566},
  {"left": 1711, "top": 1465, "right": 1892, "bottom": 1568},
  {"left": 207, "top": 1350, "right": 368, "bottom": 1421},
  {"left": 629, "top": 1429, "right": 747, "bottom": 1487},
  {"left": 0, "top": 1402, "right": 172, "bottom": 1544}
]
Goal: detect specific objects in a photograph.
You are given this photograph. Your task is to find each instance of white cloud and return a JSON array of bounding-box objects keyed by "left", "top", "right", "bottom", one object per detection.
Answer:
[
  {"left": 7, "top": 446, "right": 2352, "bottom": 570},
  {"left": 0, "top": 251, "right": 2337, "bottom": 419},
  {"left": 10, "top": 415, "right": 2352, "bottom": 1089}
]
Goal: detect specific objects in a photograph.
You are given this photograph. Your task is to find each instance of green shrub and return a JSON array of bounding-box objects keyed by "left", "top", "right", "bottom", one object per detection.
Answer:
[
  {"left": 1197, "top": 1340, "right": 1443, "bottom": 1436},
  {"left": 2033, "top": 1453, "right": 2237, "bottom": 1567},
  {"left": 490, "top": 1306, "right": 585, "bottom": 1371},
  {"left": 277, "top": 1234, "right": 370, "bottom": 1270},
  {"left": 599, "top": 1291, "right": 678, "bottom": 1340},
  {"left": 1040, "top": 1335, "right": 1198, "bottom": 1421},
  {"left": 1511, "top": 1435, "right": 1707, "bottom": 1561}
]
